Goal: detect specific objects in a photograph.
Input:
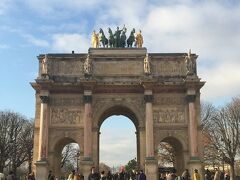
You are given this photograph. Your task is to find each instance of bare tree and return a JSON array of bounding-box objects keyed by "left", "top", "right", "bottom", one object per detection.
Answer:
[
  {"left": 0, "top": 111, "right": 34, "bottom": 174},
  {"left": 200, "top": 102, "right": 220, "bottom": 166},
  {"left": 157, "top": 142, "right": 175, "bottom": 167},
  {"left": 206, "top": 97, "right": 240, "bottom": 180},
  {"left": 61, "top": 143, "right": 80, "bottom": 172}
]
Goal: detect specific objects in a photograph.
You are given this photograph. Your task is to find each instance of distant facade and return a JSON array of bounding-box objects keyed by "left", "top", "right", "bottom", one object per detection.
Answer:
[{"left": 31, "top": 48, "right": 204, "bottom": 180}]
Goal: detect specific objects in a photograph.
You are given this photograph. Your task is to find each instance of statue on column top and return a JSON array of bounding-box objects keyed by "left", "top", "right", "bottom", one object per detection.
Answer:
[
  {"left": 42, "top": 54, "right": 48, "bottom": 75},
  {"left": 144, "top": 53, "right": 151, "bottom": 75},
  {"left": 185, "top": 49, "right": 196, "bottom": 75},
  {"left": 84, "top": 54, "right": 92, "bottom": 75}
]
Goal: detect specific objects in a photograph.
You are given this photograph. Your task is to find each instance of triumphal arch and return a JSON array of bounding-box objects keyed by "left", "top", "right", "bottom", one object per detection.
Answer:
[{"left": 31, "top": 44, "right": 204, "bottom": 179}]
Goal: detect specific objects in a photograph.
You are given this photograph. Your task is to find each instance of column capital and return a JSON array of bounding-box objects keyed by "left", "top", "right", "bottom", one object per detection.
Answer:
[
  {"left": 40, "top": 96, "right": 49, "bottom": 103},
  {"left": 144, "top": 95, "right": 153, "bottom": 103},
  {"left": 83, "top": 95, "right": 92, "bottom": 103},
  {"left": 186, "top": 95, "right": 196, "bottom": 103}
]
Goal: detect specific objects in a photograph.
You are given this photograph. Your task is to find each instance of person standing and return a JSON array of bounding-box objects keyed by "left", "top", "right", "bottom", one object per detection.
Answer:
[
  {"left": 138, "top": 170, "right": 146, "bottom": 180},
  {"left": 214, "top": 168, "right": 221, "bottom": 180},
  {"left": 182, "top": 169, "right": 190, "bottom": 180},
  {"left": 193, "top": 169, "right": 200, "bottom": 180},
  {"left": 7, "top": 171, "right": 15, "bottom": 180},
  {"left": 88, "top": 167, "right": 100, "bottom": 180}
]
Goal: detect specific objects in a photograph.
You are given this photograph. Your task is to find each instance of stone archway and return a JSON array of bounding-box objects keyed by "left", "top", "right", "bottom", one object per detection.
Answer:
[
  {"left": 96, "top": 105, "right": 140, "bottom": 169},
  {"left": 159, "top": 136, "right": 185, "bottom": 175},
  {"left": 49, "top": 137, "right": 81, "bottom": 177},
  {"left": 31, "top": 48, "right": 205, "bottom": 180}
]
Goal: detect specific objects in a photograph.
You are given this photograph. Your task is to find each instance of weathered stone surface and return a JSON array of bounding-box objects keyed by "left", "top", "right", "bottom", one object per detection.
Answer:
[{"left": 32, "top": 48, "right": 204, "bottom": 178}]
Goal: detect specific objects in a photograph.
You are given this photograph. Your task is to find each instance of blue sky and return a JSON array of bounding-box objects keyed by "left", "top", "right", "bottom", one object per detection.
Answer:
[{"left": 0, "top": 0, "right": 240, "bottom": 167}]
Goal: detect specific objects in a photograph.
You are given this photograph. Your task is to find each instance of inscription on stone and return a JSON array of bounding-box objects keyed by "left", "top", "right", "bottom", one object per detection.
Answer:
[
  {"left": 153, "top": 60, "right": 186, "bottom": 76},
  {"left": 93, "top": 61, "right": 142, "bottom": 75},
  {"left": 50, "top": 97, "right": 82, "bottom": 106},
  {"left": 153, "top": 108, "right": 185, "bottom": 123},
  {"left": 155, "top": 96, "right": 185, "bottom": 105},
  {"left": 50, "top": 108, "right": 82, "bottom": 125}
]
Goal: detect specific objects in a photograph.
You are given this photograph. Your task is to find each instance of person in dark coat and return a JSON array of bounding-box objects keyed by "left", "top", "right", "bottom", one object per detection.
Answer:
[
  {"left": 138, "top": 170, "right": 146, "bottom": 180},
  {"left": 88, "top": 167, "right": 100, "bottom": 180}
]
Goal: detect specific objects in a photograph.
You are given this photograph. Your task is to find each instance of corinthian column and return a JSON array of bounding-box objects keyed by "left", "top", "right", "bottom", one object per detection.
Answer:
[
  {"left": 83, "top": 90, "right": 93, "bottom": 159},
  {"left": 38, "top": 95, "right": 49, "bottom": 161},
  {"left": 186, "top": 94, "right": 198, "bottom": 158},
  {"left": 144, "top": 91, "right": 154, "bottom": 158}
]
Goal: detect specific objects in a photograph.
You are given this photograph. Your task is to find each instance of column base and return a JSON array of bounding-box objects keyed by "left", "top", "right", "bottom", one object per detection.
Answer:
[
  {"left": 35, "top": 160, "right": 49, "bottom": 180},
  {"left": 79, "top": 159, "right": 94, "bottom": 179},
  {"left": 188, "top": 157, "right": 203, "bottom": 179},
  {"left": 145, "top": 157, "right": 158, "bottom": 180}
]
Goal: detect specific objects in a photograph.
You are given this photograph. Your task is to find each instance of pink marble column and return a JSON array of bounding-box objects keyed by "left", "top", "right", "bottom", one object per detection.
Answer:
[
  {"left": 38, "top": 95, "right": 49, "bottom": 161},
  {"left": 187, "top": 95, "right": 198, "bottom": 157},
  {"left": 83, "top": 94, "right": 93, "bottom": 159},
  {"left": 145, "top": 94, "right": 154, "bottom": 158}
]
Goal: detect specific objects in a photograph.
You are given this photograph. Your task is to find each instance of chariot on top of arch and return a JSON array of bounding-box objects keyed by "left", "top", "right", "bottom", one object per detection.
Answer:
[{"left": 91, "top": 25, "right": 143, "bottom": 48}]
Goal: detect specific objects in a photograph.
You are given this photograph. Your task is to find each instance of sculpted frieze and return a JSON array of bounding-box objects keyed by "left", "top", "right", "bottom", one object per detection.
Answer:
[
  {"left": 50, "top": 108, "right": 82, "bottom": 125},
  {"left": 153, "top": 108, "right": 185, "bottom": 123}
]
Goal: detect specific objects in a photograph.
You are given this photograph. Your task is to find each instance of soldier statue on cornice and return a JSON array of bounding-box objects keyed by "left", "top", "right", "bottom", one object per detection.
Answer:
[{"left": 185, "top": 49, "right": 196, "bottom": 75}]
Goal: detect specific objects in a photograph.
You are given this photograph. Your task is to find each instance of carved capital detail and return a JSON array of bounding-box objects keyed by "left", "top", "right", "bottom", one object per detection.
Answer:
[
  {"left": 186, "top": 95, "right": 196, "bottom": 103},
  {"left": 83, "top": 95, "right": 92, "bottom": 103},
  {"left": 144, "top": 95, "right": 153, "bottom": 103},
  {"left": 40, "top": 96, "right": 49, "bottom": 103}
]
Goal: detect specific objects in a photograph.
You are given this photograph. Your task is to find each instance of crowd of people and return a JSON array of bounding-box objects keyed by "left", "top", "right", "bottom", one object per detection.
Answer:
[
  {"left": 0, "top": 167, "right": 232, "bottom": 180},
  {"left": 158, "top": 168, "right": 230, "bottom": 180},
  {"left": 64, "top": 166, "right": 146, "bottom": 180}
]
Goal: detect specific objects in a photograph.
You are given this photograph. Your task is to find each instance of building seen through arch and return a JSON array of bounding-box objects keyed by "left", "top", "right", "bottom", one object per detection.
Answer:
[{"left": 31, "top": 48, "right": 204, "bottom": 180}]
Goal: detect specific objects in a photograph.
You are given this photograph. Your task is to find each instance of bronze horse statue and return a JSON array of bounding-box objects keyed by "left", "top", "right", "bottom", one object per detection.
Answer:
[
  {"left": 108, "top": 28, "right": 115, "bottom": 48},
  {"left": 99, "top": 28, "right": 108, "bottom": 48},
  {"left": 127, "top": 28, "right": 135, "bottom": 47}
]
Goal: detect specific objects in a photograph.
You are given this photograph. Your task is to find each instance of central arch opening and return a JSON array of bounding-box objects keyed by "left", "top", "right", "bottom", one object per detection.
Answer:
[{"left": 98, "top": 105, "right": 139, "bottom": 174}]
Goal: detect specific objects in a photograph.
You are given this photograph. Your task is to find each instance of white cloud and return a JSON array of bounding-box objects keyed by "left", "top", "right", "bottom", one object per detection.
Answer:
[
  {"left": 100, "top": 130, "right": 136, "bottom": 166},
  {"left": 22, "top": 34, "right": 50, "bottom": 47},
  {"left": 51, "top": 33, "right": 89, "bottom": 53},
  {"left": 138, "top": 1, "right": 240, "bottom": 103},
  {"left": 199, "top": 62, "right": 240, "bottom": 103}
]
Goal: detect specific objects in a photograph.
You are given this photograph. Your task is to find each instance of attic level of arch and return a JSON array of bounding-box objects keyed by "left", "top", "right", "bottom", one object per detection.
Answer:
[{"left": 32, "top": 48, "right": 204, "bottom": 93}]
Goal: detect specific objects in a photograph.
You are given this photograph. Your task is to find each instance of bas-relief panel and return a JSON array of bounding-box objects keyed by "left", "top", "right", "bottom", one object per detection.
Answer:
[
  {"left": 50, "top": 108, "right": 82, "bottom": 125},
  {"left": 49, "top": 96, "right": 83, "bottom": 125},
  {"left": 152, "top": 60, "right": 186, "bottom": 76},
  {"left": 50, "top": 60, "right": 83, "bottom": 75},
  {"left": 93, "top": 61, "right": 143, "bottom": 75},
  {"left": 153, "top": 107, "right": 185, "bottom": 123},
  {"left": 153, "top": 95, "right": 186, "bottom": 124}
]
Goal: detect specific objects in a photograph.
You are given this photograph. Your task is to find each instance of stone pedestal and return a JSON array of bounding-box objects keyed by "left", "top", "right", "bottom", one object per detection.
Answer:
[
  {"left": 145, "top": 158, "right": 158, "bottom": 180},
  {"left": 35, "top": 160, "right": 48, "bottom": 180},
  {"left": 79, "top": 159, "right": 94, "bottom": 179}
]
